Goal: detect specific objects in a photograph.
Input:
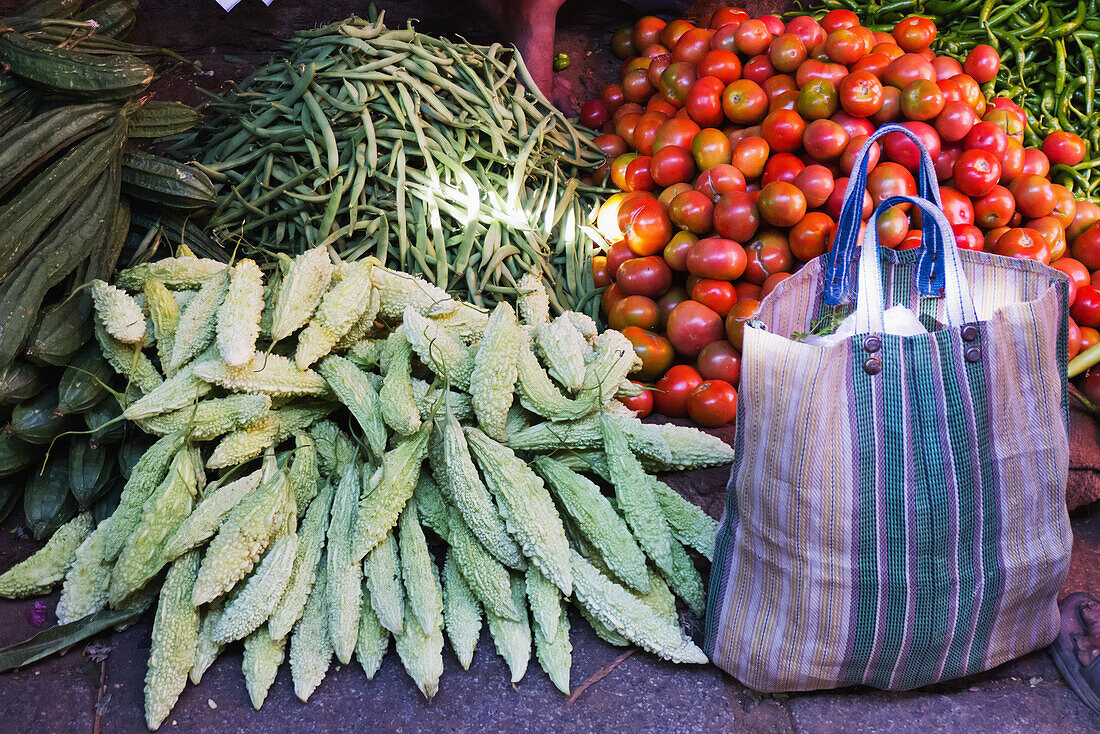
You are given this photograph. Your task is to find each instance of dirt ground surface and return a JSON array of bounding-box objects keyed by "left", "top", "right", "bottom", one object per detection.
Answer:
[{"left": 0, "top": 0, "right": 1099, "bottom": 731}]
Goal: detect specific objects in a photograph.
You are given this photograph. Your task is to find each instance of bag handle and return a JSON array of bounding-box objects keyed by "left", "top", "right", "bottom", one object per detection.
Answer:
[
  {"left": 855, "top": 194, "right": 978, "bottom": 335},
  {"left": 824, "top": 123, "right": 943, "bottom": 307}
]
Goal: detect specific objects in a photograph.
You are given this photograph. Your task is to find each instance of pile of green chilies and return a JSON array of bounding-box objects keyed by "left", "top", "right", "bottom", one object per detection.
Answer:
[
  {"left": 180, "top": 13, "right": 612, "bottom": 317},
  {"left": 791, "top": 0, "right": 1100, "bottom": 200}
]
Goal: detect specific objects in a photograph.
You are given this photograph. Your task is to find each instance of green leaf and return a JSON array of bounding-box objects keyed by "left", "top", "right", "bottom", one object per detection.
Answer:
[{"left": 0, "top": 607, "right": 142, "bottom": 673}]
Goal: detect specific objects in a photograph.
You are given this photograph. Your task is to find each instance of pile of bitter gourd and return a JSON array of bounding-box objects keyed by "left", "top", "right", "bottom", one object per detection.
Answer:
[
  {"left": 182, "top": 13, "right": 610, "bottom": 317},
  {"left": 0, "top": 246, "right": 731, "bottom": 729}
]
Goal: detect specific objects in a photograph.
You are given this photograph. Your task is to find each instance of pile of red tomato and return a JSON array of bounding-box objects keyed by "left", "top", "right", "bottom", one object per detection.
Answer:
[{"left": 588, "top": 7, "right": 1100, "bottom": 427}]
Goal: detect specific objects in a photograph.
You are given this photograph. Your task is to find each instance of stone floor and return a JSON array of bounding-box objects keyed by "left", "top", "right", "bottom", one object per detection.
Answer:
[
  {"left": 2, "top": 0, "right": 1100, "bottom": 731},
  {"left": 1, "top": 498, "right": 1098, "bottom": 734}
]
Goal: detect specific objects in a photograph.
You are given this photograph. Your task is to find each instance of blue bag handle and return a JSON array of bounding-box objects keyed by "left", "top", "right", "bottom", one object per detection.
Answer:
[
  {"left": 823, "top": 123, "right": 944, "bottom": 306},
  {"left": 855, "top": 193, "right": 978, "bottom": 335}
]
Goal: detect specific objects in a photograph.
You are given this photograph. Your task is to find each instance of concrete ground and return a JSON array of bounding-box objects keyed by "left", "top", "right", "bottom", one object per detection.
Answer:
[{"left": 1, "top": 0, "right": 1099, "bottom": 731}]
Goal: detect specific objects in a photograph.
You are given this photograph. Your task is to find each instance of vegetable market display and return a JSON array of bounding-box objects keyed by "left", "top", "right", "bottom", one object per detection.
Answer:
[
  {"left": 579, "top": 6, "right": 1100, "bottom": 425},
  {"left": 0, "top": 0, "right": 215, "bottom": 540},
  {"left": 0, "top": 249, "right": 732, "bottom": 728},
  {"left": 795, "top": 0, "right": 1100, "bottom": 198},
  {"left": 180, "top": 14, "right": 611, "bottom": 317}
]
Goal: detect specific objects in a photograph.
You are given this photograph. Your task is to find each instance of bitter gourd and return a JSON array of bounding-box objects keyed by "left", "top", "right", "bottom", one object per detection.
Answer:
[
  {"left": 351, "top": 422, "right": 430, "bottom": 562},
  {"left": 295, "top": 261, "right": 377, "bottom": 369},
  {"left": 486, "top": 575, "right": 531, "bottom": 684},
  {"left": 193, "top": 354, "right": 330, "bottom": 397},
  {"left": 137, "top": 393, "right": 271, "bottom": 441},
  {"left": 242, "top": 625, "right": 286, "bottom": 710},
  {"left": 269, "top": 481, "right": 333, "bottom": 640},
  {"left": 363, "top": 530, "right": 404, "bottom": 635},
  {"left": 117, "top": 257, "right": 227, "bottom": 291},
  {"left": 317, "top": 355, "right": 386, "bottom": 458},
  {"left": 650, "top": 477, "right": 717, "bottom": 562},
  {"left": 288, "top": 431, "right": 320, "bottom": 517},
  {"left": 216, "top": 258, "right": 264, "bottom": 367},
  {"left": 467, "top": 302, "right": 519, "bottom": 441},
  {"left": 92, "top": 279, "right": 146, "bottom": 345},
  {"left": 162, "top": 469, "right": 262, "bottom": 561},
  {"left": 214, "top": 531, "right": 299, "bottom": 644},
  {"left": 398, "top": 497, "right": 443, "bottom": 636},
  {"left": 326, "top": 463, "right": 362, "bottom": 664},
  {"left": 379, "top": 328, "right": 421, "bottom": 436},
  {"left": 533, "top": 602, "right": 571, "bottom": 694},
  {"left": 144, "top": 550, "right": 200, "bottom": 731},
  {"left": 271, "top": 245, "right": 334, "bottom": 342},
  {"left": 144, "top": 280, "right": 179, "bottom": 375},
  {"left": 0, "top": 512, "right": 93, "bottom": 598},
  {"left": 290, "top": 559, "right": 333, "bottom": 702},
  {"left": 169, "top": 270, "right": 229, "bottom": 372},
  {"left": 441, "top": 549, "right": 481, "bottom": 671},
  {"left": 465, "top": 428, "right": 572, "bottom": 595},
  {"left": 355, "top": 581, "right": 390, "bottom": 679}
]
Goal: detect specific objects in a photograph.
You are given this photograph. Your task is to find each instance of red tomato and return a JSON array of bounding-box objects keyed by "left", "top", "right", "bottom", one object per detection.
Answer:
[
  {"left": 655, "top": 286, "right": 689, "bottom": 330},
  {"left": 761, "top": 109, "right": 806, "bottom": 153},
  {"left": 691, "top": 126, "right": 733, "bottom": 169},
  {"left": 605, "top": 239, "right": 635, "bottom": 279},
  {"left": 696, "top": 341, "right": 742, "bottom": 383},
  {"left": 821, "top": 9, "right": 859, "bottom": 32},
  {"left": 878, "top": 205, "right": 910, "bottom": 248},
  {"left": 1008, "top": 174, "right": 1056, "bottom": 219},
  {"left": 1069, "top": 203, "right": 1100, "bottom": 243},
  {"left": 622, "top": 326, "right": 677, "bottom": 381},
  {"left": 742, "top": 53, "right": 777, "bottom": 84},
  {"left": 622, "top": 68, "right": 656, "bottom": 105},
  {"left": 892, "top": 16, "right": 936, "bottom": 51},
  {"left": 653, "top": 117, "right": 701, "bottom": 153},
  {"left": 695, "top": 164, "right": 747, "bottom": 201},
  {"left": 711, "top": 7, "right": 749, "bottom": 29},
  {"left": 882, "top": 53, "right": 936, "bottom": 89},
  {"left": 1072, "top": 223, "right": 1100, "bottom": 270},
  {"left": 934, "top": 142, "right": 963, "bottom": 182},
  {"left": 870, "top": 85, "right": 902, "bottom": 125},
  {"left": 580, "top": 99, "right": 610, "bottom": 130},
  {"left": 600, "top": 83, "right": 625, "bottom": 111},
  {"left": 687, "top": 380, "right": 738, "bottom": 426},
  {"left": 1021, "top": 147, "right": 1051, "bottom": 177},
  {"left": 1072, "top": 285, "right": 1100, "bottom": 329},
  {"left": 691, "top": 278, "right": 738, "bottom": 317},
  {"left": 963, "top": 120, "right": 1008, "bottom": 158},
  {"left": 761, "top": 152, "right": 805, "bottom": 185},
  {"left": 611, "top": 28, "right": 634, "bottom": 59},
  {"left": 770, "top": 33, "right": 808, "bottom": 73},
  {"left": 841, "top": 135, "right": 880, "bottom": 175},
  {"left": 963, "top": 44, "right": 999, "bottom": 83},
  {"left": 673, "top": 27, "right": 713, "bottom": 65},
  {"left": 866, "top": 161, "right": 917, "bottom": 208},
  {"left": 724, "top": 299, "right": 760, "bottom": 351},
  {"left": 757, "top": 181, "right": 808, "bottom": 227},
  {"left": 622, "top": 198, "right": 673, "bottom": 256},
  {"left": 785, "top": 15, "right": 826, "bottom": 48},
  {"left": 667, "top": 300, "right": 726, "bottom": 357},
  {"left": 663, "top": 230, "right": 696, "bottom": 271},
  {"left": 995, "top": 227, "right": 1051, "bottom": 264},
  {"left": 731, "top": 136, "right": 770, "bottom": 179},
  {"left": 953, "top": 149, "right": 1001, "bottom": 197},
  {"left": 616, "top": 256, "right": 672, "bottom": 297},
  {"left": 713, "top": 191, "right": 761, "bottom": 242},
  {"left": 687, "top": 236, "right": 748, "bottom": 280},
  {"left": 900, "top": 78, "right": 945, "bottom": 121},
  {"left": 623, "top": 155, "right": 655, "bottom": 191},
  {"left": 940, "top": 186, "right": 975, "bottom": 226},
  {"left": 838, "top": 71, "right": 885, "bottom": 118},
  {"left": 608, "top": 294, "right": 660, "bottom": 331},
  {"left": 593, "top": 133, "right": 628, "bottom": 160},
  {"left": 617, "top": 383, "right": 653, "bottom": 418},
  {"left": 734, "top": 19, "right": 772, "bottom": 55},
  {"left": 796, "top": 78, "right": 839, "bottom": 120},
  {"left": 633, "top": 16, "right": 666, "bottom": 51},
  {"left": 1043, "top": 131, "right": 1087, "bottom": 166},
  {"left": 1028, "top": 215, "right": 1068, "bottom": 260},
  {"left": 934, "top": 99, "right": 977, "bottom": 141},
  {"left": 653, "top": 364, "right": 703, "bottom": 417},
  {"left": 1050, "top": 184, "right": 1077, "bottom": 229},
  {"left": 831, "top": 110, "right": 877, "bottom": 139},
  {"left": 802, "top": 118, "right": 849, "bottom": 161},
  {"left": 790, "top": 211, "right": 835, "bottom": 261},
  {"left": 650, "top": 146, "right": 695, "bottom": 187},
  {"left": 659, "top": 18, "right": 693, "bottom": 48},
  {"left": 659, "top": 61, "right": 697, "bottom": 105},
  {"left": 953, "top": 223, "right": 984, "bottom": 251},
  {"left": 743, "top": 229, "right": 794, "bottom": 283},
  {"left": 697, "top": 49, "right": 742, "bottom": 84},
  {"left": 827, "top": 177, "right": 872, "bottom": 220},
  {"left": 1081, "top": 326, "right": 1100, "bottom": 352},
  {"left": 721, "top": 79, "right": 768, "bottom": 124},
  {"left": 668, "top": 190, "right": 714, "bottom": 234},
  {"left": 685, "top": 76, "right": 727, "bottom": 128},
  {"left": 794, "top": 164, "right": 836, "bottom": 208},
  {"left": 592, "top": 255, "right": 610, "bottom": 288},
  {"left": 1068, "top": 319, "right": 1082, "bottom": 361},
  {"left": 882, "top": 121, "right": 940, "bottom": 169},
  {"left": 931, "top": 55, "right": 964, "bottom": 80},
  {"left": 600, "top": 281, "right": 624, "bottom": 316}
]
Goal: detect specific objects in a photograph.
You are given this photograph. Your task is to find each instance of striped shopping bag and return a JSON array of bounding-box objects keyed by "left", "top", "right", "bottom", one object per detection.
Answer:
[{"left": 704, "top": 124, "right": 1074, "bottom": 692}]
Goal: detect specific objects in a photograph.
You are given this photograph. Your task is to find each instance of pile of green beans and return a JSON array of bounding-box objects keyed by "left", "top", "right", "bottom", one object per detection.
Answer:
[
  {"left": 179, "top": 13, "right": 612, "bottom": 317},
  {"left": 791, "top": 0, "right": 1100, "bottom": 200}
]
